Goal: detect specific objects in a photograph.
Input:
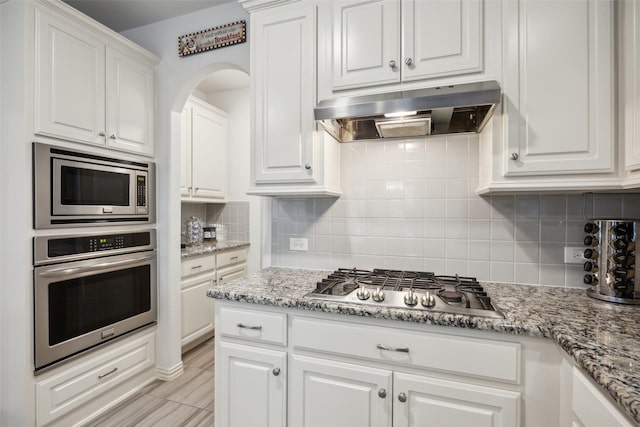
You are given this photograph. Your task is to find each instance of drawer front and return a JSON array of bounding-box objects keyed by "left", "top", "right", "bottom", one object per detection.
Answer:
[
  {"left": 217, "top": 263, "right": 247, "bottom": 285},
  {"left": 217, "top": 248, "right": 247, "bottom": 269},
  {"left": 36, "top": 331, "right": 155, "bottom": 426},
  {"left": 181, "top": 254, "right": 215, "bottom": 278},
  {"left": 291, "top": 317, "right": 520, "bottom": 383},
  {"left": 218, "top": 306, "right": 287, "bottom": 346}
]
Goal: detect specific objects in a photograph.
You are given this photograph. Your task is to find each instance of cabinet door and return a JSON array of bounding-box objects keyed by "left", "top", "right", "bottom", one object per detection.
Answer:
[
  {"left": 216, "top": 341, "right": 286, "bottom": 427},
  {"left": 181, "top": 275, "right": 214, "bottom": 346},
  {"left": 402, "top": 0, "right": 482, "bottom": 82},
  {"left": 180, "top": 105, "right": 192, "bottom": 197},
  {"left": 252, "top": 3, "right": 317, "bottom": 184},
  {"left": 503, "top": 0, "right": 613, "bottom": 176},
  {"left": 191, "top": 101, "right": 227, "bottom": 199},
  {"left": 623, "top": 0, "right": 640, "bottom": 172},
  {"left": 35, "top": 8, "right": 106, "bottom": 146},
  {"left": 106, "top": 47, "right": 155, "bottom": 156},
  {"left": 332, "top": 0, "right": 400, "bottom": 90},
  {"left": 393, "top": 372, "right": 520, "bottom": 427},
  {"left": 290, "top": 354, "right": 392, "bottom": 427}
]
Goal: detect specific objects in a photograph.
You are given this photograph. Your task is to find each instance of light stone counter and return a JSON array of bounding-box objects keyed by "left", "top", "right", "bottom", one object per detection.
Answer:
[
  {"left": 208, "top": 267, "right": 640, "bottom": 425},
  {"left": 181, "top": 241, "right": 249, "bottom": 259}
]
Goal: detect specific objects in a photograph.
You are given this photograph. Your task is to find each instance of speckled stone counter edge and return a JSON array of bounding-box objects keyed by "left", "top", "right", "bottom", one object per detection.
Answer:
[
  {"left": 181, "top": 241, "right": 249, "bottom": 258},
  {"left": 207, "top": 267, "right": 640, "bottom": 425}
]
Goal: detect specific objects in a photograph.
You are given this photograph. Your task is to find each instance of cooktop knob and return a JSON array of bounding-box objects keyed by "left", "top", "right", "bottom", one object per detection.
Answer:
[
  {"left": 356, "top": 285, "right": 370, "bottom": 301},
  {"left": 404, "top": 289, "right": 418, "bottom": 306},
  {"left": 372, "top": 287, "right": 385, "bottom": 302},
  {"left": 421, "top": 292, "right": 435, "bottom": 308}
]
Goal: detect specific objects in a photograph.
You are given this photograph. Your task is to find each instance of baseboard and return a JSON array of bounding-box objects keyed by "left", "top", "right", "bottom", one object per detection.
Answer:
[{"left": 156, "top": 361, "right": 184, "bottom": 381}]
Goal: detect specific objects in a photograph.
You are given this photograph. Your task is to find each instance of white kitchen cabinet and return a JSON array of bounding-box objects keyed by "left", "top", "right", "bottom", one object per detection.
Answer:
[
  {"left": 35, "top": 329, "right": 155, "bottom": 427},
  {"left": 216, "top": 246, "right": 248, "bottom": 286},
  {"left": 622, "top": 0, "right": 640, "bottom": 182},
  {"left": 290, "top": 354, "right": 392, "bottom": 427},
  {"left": 393, "top": 372, "right": 519, "bottom": 427},
  {"left": 181, "top": 96, "right": 228, "bottom": 201},
  {"left": 328, "top": 0, "right": 483, "bottom": 92},
  {"left": 34, "top": 3, "right": 157, "bottom": 157},
  {"left": 216, "top": 339, "right": 287, "bottom": 427},
  {"left": 242, "top": 0, "right": 342, "bottom": 197},
  {"left": 180, "top": 254, "right": 215, "bottom": 349},
  {"left": 478, "top": 0, "right": 617, "bottom": 193}
]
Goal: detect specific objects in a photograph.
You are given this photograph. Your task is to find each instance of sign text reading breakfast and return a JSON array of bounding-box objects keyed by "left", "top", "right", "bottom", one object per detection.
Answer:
[{"left": 178, "top": 21, "right": 246, "bottom": 57}]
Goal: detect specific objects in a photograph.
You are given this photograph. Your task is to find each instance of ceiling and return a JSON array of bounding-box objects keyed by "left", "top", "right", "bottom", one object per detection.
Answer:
[{"left": 63, "top": 0, "right": 235, "bottom": 33}]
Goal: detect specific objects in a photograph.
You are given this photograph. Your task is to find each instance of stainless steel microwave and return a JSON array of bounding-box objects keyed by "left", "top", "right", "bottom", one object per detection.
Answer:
[{"left": 33, "top": 143, "right": 155, "bottom": 228}]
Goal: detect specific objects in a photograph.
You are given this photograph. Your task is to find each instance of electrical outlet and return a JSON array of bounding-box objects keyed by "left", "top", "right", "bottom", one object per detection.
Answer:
[
  {"left": 289, "top": 238, "right": 308, "bottom": 252},
  {"left": 564, "top": 247, "right": 586, "bottom": 264}
]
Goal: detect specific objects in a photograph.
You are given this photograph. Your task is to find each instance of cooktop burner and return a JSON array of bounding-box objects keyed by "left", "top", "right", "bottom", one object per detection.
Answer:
[{"left": 305, "top": 268, "right": 504, "bottom": 319}]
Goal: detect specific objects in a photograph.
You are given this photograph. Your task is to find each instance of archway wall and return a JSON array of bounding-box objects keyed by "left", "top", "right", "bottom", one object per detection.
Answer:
[{"left": 122, "top": 2, "right": 251, "bottom": 376}]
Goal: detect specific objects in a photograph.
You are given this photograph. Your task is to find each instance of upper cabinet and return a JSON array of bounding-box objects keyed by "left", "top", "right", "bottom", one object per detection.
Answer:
[
  {"left": 34, "top": 3, "right": 157, "bottom": 157},
  {"left": 243, "top": 0, "right": 342, "bottom": 197},
  {"left": 622, "top": 0, "right": 640, "bottom": 184},
  {"left": 478, "top": 0, "right": 619, "bottom": 193},
  {"left": 329, "top": 0, "right": 482, "bottom": 92},
  {"left": 181, "top": 96, "right": 228, "bottom": 202}
]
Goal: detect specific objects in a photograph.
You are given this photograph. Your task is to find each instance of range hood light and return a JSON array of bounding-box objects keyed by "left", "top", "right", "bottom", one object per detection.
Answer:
[{"left": 384, "top": 110, "right": 417, "bottom": 118}]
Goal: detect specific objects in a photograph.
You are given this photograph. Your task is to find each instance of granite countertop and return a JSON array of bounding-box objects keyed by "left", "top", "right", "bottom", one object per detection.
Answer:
[
  {"left": 208, "top": 267, "right": 640, "bottom": 425},
  {"left": 181, "top": 241, "right": 249, "bottom": 259}
]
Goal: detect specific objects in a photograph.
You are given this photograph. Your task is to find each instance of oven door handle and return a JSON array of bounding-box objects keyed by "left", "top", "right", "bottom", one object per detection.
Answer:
[{"left": 37, "top": 254, "right": 155, "bottom": 278}]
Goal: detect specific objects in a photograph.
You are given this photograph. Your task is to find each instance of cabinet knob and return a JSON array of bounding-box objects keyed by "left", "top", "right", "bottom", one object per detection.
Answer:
[
  {"left": 272, "top": 367, "right": 281, "bottom": 376},
  {"left": 405, "top": 57, "right": 413, "bottom": 66},
  {"left": 510, "top": 152, "right": 519, "bottom": 160},
  {"left": 388, "top": 60, "right": 397, "bottom": 69},
  {"left": 398, "top": 392, "right": 407, "bottom": 403},
  {"left": 378, "top": 388, "right": 387, "bottom": 398},
  {"left": 99, "top": 131, "right": 106, "bottom": 137},
  {"left": 305, "top": 163, "right": 312, "bottom": 170},
  {"left": 110, "top": 134, "right": 117, "bottom": 140}
]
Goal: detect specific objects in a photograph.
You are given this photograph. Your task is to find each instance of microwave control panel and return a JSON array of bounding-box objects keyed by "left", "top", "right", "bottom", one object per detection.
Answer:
[{"left": 136, "top": 174, "right": 147, "bottom": 209}]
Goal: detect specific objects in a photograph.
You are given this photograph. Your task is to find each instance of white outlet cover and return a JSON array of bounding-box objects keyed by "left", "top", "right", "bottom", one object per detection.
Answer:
[
  {"left": 289, "top": 238, "right": 308, "bottom": 252},
  {"left": 564, "top": 247, "right": 585, "bottom": 264}
]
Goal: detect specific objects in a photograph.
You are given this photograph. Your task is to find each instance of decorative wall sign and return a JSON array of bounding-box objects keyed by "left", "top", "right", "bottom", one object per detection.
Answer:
[{"left": 178, "top": 21, "right": 246, "bottom": 57}]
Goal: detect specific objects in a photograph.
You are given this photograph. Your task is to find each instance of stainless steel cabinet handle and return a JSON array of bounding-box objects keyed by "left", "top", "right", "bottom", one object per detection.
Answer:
[
  {"left": 98, "top": 367, "right": 118, "bottom": 379},
  {"left": 388, "top": 60, "right": 396, "bottom": 69},
  {"left": 99, "top": 131, "right": 106, "bottom": 137},
  {"left": 405, "top": 57, "right": 413, "bottom": 66},
  {"left": 378, "top": 388, "right": 387, "bottom": 398},
  {"left": 230, "top": 256, "right": 239, "bottom": 260},
  {"left": 398, "top": 392, "right": 407, "bottom": 402},
  {"left": 191, "top": 265, "right": 202, "bottom": 270},
  {"left": 273, "top": 367, "right": 281, "bottom": 376},
  {"left": 237, "top": 323, "right": 262, "bottom": 331},
  {"left": 510, "top": 152, "right": 519, "bottom": 160},
  {"left": 109, "top": 134, "right": 117, "bottom": 140},
  {"left": 376, "top": 344, "right": 410, "bottom": 353},
  {"left": 305, "top": 163, "right": 312, "bottom": 170}
]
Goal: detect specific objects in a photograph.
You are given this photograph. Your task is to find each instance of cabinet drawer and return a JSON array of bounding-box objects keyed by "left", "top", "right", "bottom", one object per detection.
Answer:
[
  {"left": 181, "top": 254, "right": 215, "bottom": 278},
  {"left": 291, "top": 317, "right": 520, "bottom": 383},
  {"left": 217, "top": 248, "right": 247, "bottom": 269},
  {"left": 36, "top": 331, "right": 155, "bottom": 426},
  {"left": 218, "top": 306, "right": 287, "bottom": 346},
  {"left": 217, "top": 263, "right": 247, "bottom": 286}
]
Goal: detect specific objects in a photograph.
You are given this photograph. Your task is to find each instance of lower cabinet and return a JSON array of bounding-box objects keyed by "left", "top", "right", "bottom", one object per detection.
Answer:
[
  {"left": 216, "top": 340, "right": 287, "bottom": 427},
  {"left": 289, "top": 354, "right": 519, "bottom": 427},
  {"left": 290, "top": 354, "right": 392, "bottom": 427},
  {"left": 35, "top": 329, "right": 156, "bottom": 427},
  {"left": 181, "top": 275, "right": 215, "bottom": 347}
]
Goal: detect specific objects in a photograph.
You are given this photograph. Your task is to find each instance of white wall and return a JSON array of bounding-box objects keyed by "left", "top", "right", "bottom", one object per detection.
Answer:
[
  {"left": 271, "top": 135, "right": 640, "bottom": 287},
  {"left": 121, "top": 2, "right": 251, "bottom": 378}
]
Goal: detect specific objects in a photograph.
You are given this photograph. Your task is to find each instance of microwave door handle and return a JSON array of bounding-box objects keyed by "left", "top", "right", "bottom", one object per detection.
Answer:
[{"left": 37, "top": 254, "right": 155, "bottom": 278}]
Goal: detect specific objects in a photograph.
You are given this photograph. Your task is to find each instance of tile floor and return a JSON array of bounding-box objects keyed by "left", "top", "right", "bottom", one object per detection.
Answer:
[{"left": 84, "top": 339, "right": 214, "bottom": 427}]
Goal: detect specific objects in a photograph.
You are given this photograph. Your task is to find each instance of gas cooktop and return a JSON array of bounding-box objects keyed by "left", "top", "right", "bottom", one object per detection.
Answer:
[{"left": 305, "top": 268, "right": 504, "bottom": 319}]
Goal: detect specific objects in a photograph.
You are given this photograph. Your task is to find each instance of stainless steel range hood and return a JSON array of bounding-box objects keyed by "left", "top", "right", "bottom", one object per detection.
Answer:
[{"left": 314, "top": 80, "right": 501, "bottom": 142}]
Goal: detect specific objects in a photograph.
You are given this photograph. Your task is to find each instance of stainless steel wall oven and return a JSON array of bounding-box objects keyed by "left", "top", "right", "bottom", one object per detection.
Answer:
[
  {"left": 33, "top": 229, "right": 157, "bottom": 372},
  {"left": 33, "top": 142, "right": 155, "bottom": 229}
]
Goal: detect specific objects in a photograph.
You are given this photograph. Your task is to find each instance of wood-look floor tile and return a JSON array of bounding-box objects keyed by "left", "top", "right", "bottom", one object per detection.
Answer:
[
  {"left": 183, "top": 340, "right": 215, "bottom": 372},
  {"left": 147, "top": 367, "right": 214, "bottom": 410}
]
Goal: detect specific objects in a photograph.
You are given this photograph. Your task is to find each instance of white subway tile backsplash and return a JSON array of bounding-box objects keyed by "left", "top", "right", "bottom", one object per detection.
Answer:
[{"left": 269, "top": 135, "right": 640, "bottom": 287}]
